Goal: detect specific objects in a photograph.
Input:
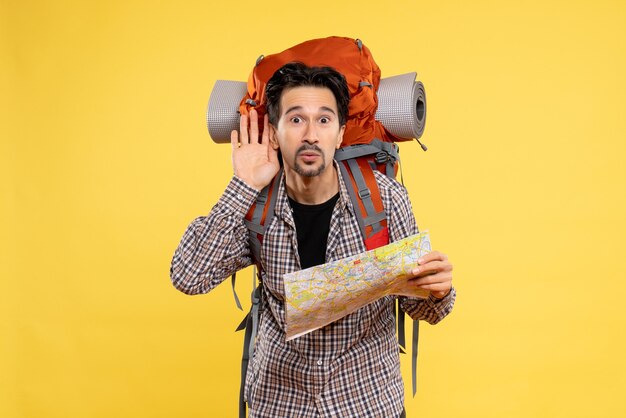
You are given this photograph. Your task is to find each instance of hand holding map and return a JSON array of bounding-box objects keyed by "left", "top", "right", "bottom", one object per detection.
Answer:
[{"left": 283, "top": 231, "right": 432, "bottom": 340}]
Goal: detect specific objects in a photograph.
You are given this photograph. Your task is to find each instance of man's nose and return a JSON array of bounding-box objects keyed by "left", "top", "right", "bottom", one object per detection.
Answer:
[{"left": 303, "top": 122, "right": 318, "bottom": 142}]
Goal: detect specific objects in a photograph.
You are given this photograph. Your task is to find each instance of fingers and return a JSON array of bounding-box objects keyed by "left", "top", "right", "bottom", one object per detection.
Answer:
[
  {"left": 412, "top": 270, "right": 452, "bottom": 287},
  {"left": 418, "top": 250, "right": 448, "bottom": 265},
  {"left": 410, "top": 251, "right": 453, "bottom": 295},
  {"left": 392, "top": 270, "right": 452, "bottom": 299},
  {"left": 412, "top": 260, "right": 453, "bottom": 277},
  {"left": 261, "top": 114, "right": 270, "bottom": 144},
  {"left": 237, "top": 109, "right": 265, "bottom": 146},
  {"left": 230, "top": 129, "right": 239, "bottom": 152},
  {"left": 249, "top": 109, "right": 259, "bottom": 144},
  {"left": 239, "top": 114, "right": 249, "bottom": 145}
]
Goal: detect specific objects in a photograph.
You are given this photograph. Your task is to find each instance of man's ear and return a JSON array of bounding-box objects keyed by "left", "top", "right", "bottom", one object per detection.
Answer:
[
  {"left": 269, "top": 124, "right": 280, "bottom": 150},
  {"left": 336, "top": 125, "right": 346, "bottom": 149}
]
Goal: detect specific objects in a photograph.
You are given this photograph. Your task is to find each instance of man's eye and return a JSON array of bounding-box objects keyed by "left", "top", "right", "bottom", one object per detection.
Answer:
[
  {"left": 290, "top": 117, "right": 302, "bottom": 123},
  {"left": 320, "top": 117, "right": 330, "bottom": 124}
]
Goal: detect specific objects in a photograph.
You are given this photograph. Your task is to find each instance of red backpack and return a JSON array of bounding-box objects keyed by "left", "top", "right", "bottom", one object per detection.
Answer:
[{"left": 213, "top": 36, "right": 427, "bottom": 417}]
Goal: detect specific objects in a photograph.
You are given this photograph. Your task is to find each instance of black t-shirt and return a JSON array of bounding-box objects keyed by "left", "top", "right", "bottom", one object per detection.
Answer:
[{"left": 288, "top": 193, "right": 340, "bottom": 269}]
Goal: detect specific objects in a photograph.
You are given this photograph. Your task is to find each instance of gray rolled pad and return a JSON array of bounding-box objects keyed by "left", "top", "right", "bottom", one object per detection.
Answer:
[
  {"left": 206, "top": 80, "right": 249, "bottom": 144},
  {"left": 374, "top": 72, "right": 426, "bottom": 140},
  {"left": 206, "top": 73, "right": 426, "bottom": 143}
]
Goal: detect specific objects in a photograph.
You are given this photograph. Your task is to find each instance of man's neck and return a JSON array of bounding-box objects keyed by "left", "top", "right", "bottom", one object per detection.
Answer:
[{"left": 284, "top": 164, "right": 339, "bottom": 205}]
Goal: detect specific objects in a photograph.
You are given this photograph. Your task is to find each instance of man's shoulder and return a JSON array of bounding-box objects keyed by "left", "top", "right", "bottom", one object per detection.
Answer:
[
  {"left": 372, "top": 169, "right": 407, "bottom": 193},
  {"left": 334, "top": 161, "right": 411, "bottom": 209}
]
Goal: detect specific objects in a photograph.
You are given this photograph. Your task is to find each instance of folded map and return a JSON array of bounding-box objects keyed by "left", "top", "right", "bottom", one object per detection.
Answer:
[{"left": 283, "top": 231, "right": 431, "bottom": 340}]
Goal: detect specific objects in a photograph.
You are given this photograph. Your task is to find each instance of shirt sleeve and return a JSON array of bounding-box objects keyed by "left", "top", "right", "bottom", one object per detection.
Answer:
[
  {"left": 383, "top": 174, "right": 456, "bottom": 324},
  {"left": 399, "top": 289, "right": 456, "bottom": 324},
  {"left": 170, "top": 176, "right": 259, "bottom": 295}
]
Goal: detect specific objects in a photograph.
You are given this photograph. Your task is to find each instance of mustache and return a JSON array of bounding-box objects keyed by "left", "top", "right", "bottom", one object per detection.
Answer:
[{"left": 296, "top": 144, "right": 323, "bottom": 155}]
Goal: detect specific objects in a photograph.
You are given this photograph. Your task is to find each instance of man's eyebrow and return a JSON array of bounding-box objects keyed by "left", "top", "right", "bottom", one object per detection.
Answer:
[{"left": 284, "top": 105, "right": 337, "bottom": 115}]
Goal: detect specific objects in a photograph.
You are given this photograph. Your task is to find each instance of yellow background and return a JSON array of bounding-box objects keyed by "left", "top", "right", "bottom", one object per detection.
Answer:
[{"left": 2, "top": 0, "right": 625, "bottom": 416}]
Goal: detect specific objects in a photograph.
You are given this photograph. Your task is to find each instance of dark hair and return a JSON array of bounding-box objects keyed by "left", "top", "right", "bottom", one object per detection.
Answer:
[{"left": 265, "top": 62, "right": 350, "bottom": 126}]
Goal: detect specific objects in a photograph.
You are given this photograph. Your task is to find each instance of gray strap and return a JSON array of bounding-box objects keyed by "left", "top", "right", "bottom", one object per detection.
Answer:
[
  {"left": 239, "top": 310, "right": 253, "bottom": 418},
  {"left": 347, "top": 158, "right": 383, "bottom": 234},
  {"left": 248, "top": 284, "right": 261, "bottom": 363},
  {"left": 338, "top": 141, "right": 396, "bottom": 228},
  {"left": 264, "top": 168, "right": 282, "bottom": 230},
  {"left": 338, "top": 162, "right": 367, "bottom": 236},
  {"left": 246, "top": 169, "right": 282, "bottom": 264},
  {"left": 231, "top": 273, "right": 243, "bottom": 311},
  {"left": 244, "top": 219, "right": 264, "bottom": 235},
  {"left": 251, "top": 186, "right": 269, "bottom": 225},
  {"left": 397, "top": 301, "right": 419, "bottom": 401},
  {"left": 367, "top": 158, "right": 396, "bottom": 182},
  {"left": 397, "top": 301, "right": 406, "bottom": 353},
  {"left": 374, "top": 140, "right": 400, "bottom": 164},
  {"left": 381, "top": 142, "right": 399, "bottom": 178},
  {"left": 335, "top": 144, "right": 381, "bottom": 161},
  {"left": 411, "top": 319, "right": 420, "bottom": 396},
  {"left": 334, "top": 140, "right": 399, "bottom": 163},
  {"left": 246, "top": 186, "right": 269, "bottom": 263},
  {"left": 363, "top": 211, "right": 387, "bottom": 226},
  {"left": 386, "top": 160, "right": 395, "bottom": 178}
]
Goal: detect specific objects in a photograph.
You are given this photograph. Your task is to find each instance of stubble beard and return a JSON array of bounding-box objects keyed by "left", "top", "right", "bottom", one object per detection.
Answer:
[{"left": 294, "top": 144, "right": 326, "bottom": 177}]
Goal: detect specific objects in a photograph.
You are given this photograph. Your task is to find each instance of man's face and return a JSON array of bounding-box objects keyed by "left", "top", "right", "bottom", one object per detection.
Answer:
[{"left": 270, "top": 86, "right": 345, "bottom": 178}]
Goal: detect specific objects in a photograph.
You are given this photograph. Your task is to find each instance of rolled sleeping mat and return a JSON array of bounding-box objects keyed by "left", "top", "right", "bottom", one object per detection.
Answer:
[
  {"left": 374, "top": 72, "right": 426, "bottom": 141},
  {"left": 205, "top": 80, "right": 248, "bottom": 144},
  {"left": 206, "top": 72, "right": 426, "bottom": 143}
]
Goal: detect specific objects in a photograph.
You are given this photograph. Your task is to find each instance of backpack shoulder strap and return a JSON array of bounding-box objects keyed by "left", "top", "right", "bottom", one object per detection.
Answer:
[
  {"left": 244, "top": 169, "right": 282, "bottom": 264},
  {"left": 229, "top": 169, "right": 282, "bottom": 311},
  {"left": 338, "top": 159, "right": 389, "bottom": 250},
  {"left": 335, "top": 140, "right": 399, "bottom": 250}
]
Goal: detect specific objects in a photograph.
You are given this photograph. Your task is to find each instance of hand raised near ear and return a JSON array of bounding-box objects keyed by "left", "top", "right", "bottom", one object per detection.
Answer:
[{"left": 230, "top": 109, "right": 280, "bottom": 191}]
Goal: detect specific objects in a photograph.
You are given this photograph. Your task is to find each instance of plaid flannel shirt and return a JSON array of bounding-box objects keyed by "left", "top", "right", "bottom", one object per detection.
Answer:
[{"left": 171, "top": 163, "right": 455, "bottom": 417}]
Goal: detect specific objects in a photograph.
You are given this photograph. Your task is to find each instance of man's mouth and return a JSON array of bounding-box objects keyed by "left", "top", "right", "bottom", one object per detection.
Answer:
[
  {"left": 299, "top": 151, "right": 319, "bottom": 157},
  {"left": 297, "top": 146, "right": 322, "bottom": 163}
]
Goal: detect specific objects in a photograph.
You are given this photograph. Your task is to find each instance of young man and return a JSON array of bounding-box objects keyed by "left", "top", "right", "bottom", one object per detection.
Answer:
[{"left": 171, "top": 63, "right": 455, "bottom": 417}]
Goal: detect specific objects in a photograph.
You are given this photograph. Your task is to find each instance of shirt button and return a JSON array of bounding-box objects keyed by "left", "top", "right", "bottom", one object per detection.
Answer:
[
  {"left": 317, "top": 360, "right": 323, "bottom": 366},
  {"left": 236, "top": 194, "right": 243, "bottom": 200}
]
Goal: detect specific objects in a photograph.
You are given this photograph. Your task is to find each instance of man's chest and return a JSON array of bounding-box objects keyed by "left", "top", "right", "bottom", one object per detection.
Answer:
[{"left": 259, "top": 211, "right": 366, "bottom": 300}]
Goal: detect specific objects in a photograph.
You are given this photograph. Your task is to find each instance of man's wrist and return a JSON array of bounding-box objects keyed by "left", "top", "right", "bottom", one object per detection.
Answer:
[
  {"left": 218, "top": 176, "right": 261, "bottom": 216},
  {"left": 430, "top": 288, "right": 452, "bottom": 301}
]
